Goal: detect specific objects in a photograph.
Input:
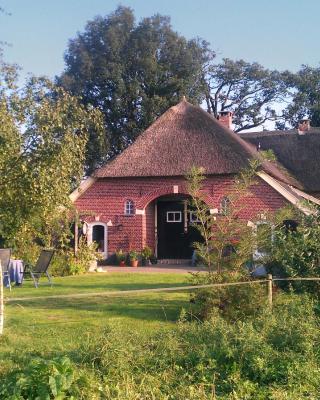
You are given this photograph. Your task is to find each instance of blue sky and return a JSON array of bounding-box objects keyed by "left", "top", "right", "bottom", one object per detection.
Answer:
[{"left": 1, "top": 0, "right": 320, "bottom": 82}]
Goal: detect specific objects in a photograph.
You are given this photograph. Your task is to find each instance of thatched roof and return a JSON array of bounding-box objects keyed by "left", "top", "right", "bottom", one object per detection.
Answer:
[
  {"left": 257, "top": 171, "right": 320, "bottom": 215},
  {"left": 240, "top": 129, "right": 320, "bottom": 192},
  {"left": 95, "top": 100, "right": 298, "bottom": 187}
]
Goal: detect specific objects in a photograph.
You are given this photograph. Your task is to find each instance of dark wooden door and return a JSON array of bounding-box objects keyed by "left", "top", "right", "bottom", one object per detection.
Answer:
[
  {"left": 157, "top": 201, "right": 186, "bottom": 258},
  {"left": 157, "top": 201, "right": 202, "bottom": 259},
  {"left": 92, "top": 225, "right": 105, "bottom": 253}
]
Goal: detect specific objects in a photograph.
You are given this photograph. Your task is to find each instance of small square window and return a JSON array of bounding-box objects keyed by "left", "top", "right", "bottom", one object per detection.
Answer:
[{"left": 166, "top": 211, "right": 182, "bottom": 223}]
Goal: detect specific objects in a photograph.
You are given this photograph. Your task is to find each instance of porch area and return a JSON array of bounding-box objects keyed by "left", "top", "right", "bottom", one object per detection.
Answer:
[{"left": 97, "top": 264, "right": 206, "bottom": 274}]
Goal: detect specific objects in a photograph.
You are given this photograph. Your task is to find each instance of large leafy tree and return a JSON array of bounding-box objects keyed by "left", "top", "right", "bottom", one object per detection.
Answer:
[
  {"left": 58, "top": 6, "right": 214, "bottom": 170},
  {"left": 0, "top": 54, "right": 104, "bottom": 333},
  {"left": 0, "top": 60, "right": 104, "bottom": 245},
  {"left": 281, "top": 65, "right": 320, "bottom": 128},
  {"left": 204, "top": 58, "right": 290, "bottom": 132},
  {"left": 269, "top": 209, "right": 320, "bottom": 296}
]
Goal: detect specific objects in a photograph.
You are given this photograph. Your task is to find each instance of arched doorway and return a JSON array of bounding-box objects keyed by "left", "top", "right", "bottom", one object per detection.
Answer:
[
  {"left": 87, "top": 223, "right": 108, "bottom": 259},
  {"left": 156, "top": 195, "right": 203, "bottom": 259}
]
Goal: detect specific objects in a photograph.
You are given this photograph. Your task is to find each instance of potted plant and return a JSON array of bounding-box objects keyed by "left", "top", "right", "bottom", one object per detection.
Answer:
[
  {"left": 141, "top": 246, "right": 153, "bottom": 266},
  {"left": 129, "top": 250, "right": 139, "bottom": 267},
  {"left": 116, "top": 249, "right": 126, "bottom": 266}
]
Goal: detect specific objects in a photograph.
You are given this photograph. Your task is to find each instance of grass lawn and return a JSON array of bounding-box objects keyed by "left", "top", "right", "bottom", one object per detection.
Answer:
[{"left": 0, "top": 272, "right": 192, "bottom": 375}]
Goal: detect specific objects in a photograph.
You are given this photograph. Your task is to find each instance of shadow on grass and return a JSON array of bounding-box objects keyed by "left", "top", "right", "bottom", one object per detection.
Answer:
[
  {"left": 45, "top": 282, "right": 190, "bottom": 291},
  {"left": 7, "top": 294, "right": 191, "bottom": 323},
  {"left": 0, "top": 295, "right": 197, "bottom": 383},
  {"left": 5, "top": 277, "right": 191, "bottom": 298}
]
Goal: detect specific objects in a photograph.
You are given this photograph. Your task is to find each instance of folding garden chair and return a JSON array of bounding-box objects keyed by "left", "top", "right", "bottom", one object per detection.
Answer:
[
  {"left": 0, "top": 248, "right": 12, "bottom": 290},
  {"left": 23, "top": 249, "right": 54, "bottom": 288}
]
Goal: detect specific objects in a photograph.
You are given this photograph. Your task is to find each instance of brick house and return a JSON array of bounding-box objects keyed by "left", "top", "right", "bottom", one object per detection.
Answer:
[{"left": 71, "top": 99, "right": 320, "bottom": 261}]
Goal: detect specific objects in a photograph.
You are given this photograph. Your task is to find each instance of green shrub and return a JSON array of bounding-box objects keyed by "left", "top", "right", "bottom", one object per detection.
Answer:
[
  {"left": 129, "top": 250, "right": 139, "bottom": 261},
  {"left": 50, "top": 238, "right": 100, "bottom": 276},
  {"left": 49, "top": 251, "right": 71, "bottom": 276},
  {"left": 189, "top": 270, "right": 267, "bottom": 321},
  {"left": 268, "top": 213, "right": 320, "bottom": 297},
  {"left": 1, "top": 295, "right": 320, "bottom": 399},
  {"left": 76, "top": 295, "right": 320, "bottom": 399},
  {"left": 0, "top": 356, "right": 78, "bottom": 399},
  {"left": 115, "top": 249, "right": 126, "bottom": 263},
  {"left": 0, "top": 355, "right": 104, "bottom": 400},
  {"left": 141, "top": 246, "right": 153, "bottom": 260}
]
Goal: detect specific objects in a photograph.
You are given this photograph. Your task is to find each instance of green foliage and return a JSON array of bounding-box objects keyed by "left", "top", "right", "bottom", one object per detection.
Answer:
[
  {"left": 69, "top": 295, "right": 320, "bottom": 399},
  {"left": 205, "top": 58, "right": 290, "bottom": 132},
  {"left": 67, "top": 237, "right": 99, "bottom": 275},
  {"left": 141, "top": 246, "right": 153, "bottom": 260},
  {"left": 185, "top": 163, "right": 294, "bottom": 320},
  {"left": 268, "top": 210, "right": 320, "bottom": 296},
  {"left": 59, "top": 6, "right": 213, "bottom": 169},
  {"left": 186, "top": 162, "right": 259, "bottom": 273},
  {"left": 49, "top": 251, "right": 71, "bottom": 277},
  {"left": 259, "top": 148, "right": 277, "bottom": 162},
  {"left": 129, "top": 250, "right": 139, "bottom": 261},
  {"left": 1, "top": 275, "right": 320, "bottom": 399},
  {"left": 10, "top": 208, "right": 72, "bottom": 263},
  {"left": 115, "top": 249, "right": 126, "bottom": 262},
  {"left": 31, "top": 237, "right": 99, "bottom": 277},
  {"left": 281, "top": 65, "right": 320, "bottom": 128},
  {"left": 189, "top": 270, "right": 267, "bottom": 321},
  {"left": 0, "top": 356, "right": 78, "bottom": 399},
  {"left": 70, "top": 237, "right": 100, "bottom": 276},
  {"left": 0, "top": 61, "right": 105, "bottom": 250}
]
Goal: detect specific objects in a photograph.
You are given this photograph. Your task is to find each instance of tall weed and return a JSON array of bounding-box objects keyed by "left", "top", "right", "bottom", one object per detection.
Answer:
[{"left": 1, "top": 295, "right": 320, "bottom": 399}]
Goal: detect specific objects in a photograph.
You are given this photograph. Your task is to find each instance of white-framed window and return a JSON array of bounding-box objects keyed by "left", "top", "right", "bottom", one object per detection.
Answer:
[
  {"left": 220, "top": 196, "right": 231, "bottom": 216},
  {"left": 189, "top": 211, "right": 201, "bottom": 223},
  {"left": 87, "top": 222, "right": 108, "bottom": 258},
  {"left": 124, "top": 199, "right": 135, "bottom": 216},
  {"left": 166, "top": 211, "right": 182, "bottom": 223}
]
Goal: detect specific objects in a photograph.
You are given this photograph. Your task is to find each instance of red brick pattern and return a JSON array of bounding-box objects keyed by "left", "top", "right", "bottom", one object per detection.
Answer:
[{"left": 75, "top": 175, "right": 287, "bottom": 257}]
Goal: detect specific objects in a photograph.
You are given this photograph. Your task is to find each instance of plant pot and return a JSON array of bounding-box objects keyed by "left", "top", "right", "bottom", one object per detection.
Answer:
[
  {"left": 130, "top": 259, "right": 138, "bottom": 267},
  {"left": 119, "top": 260, "right": 126, "bottom": 267},
  {"left": 142, "top": 258, "right": 151, "bottom": 266}
]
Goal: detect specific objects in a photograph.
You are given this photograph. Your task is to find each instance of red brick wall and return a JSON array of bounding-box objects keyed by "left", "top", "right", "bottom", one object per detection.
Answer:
[{"left": 75, "top": 175, "right": 287, "bottom": 257}]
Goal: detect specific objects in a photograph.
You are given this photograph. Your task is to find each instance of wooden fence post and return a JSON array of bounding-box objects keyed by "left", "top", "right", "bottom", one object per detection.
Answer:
[{"left": 267, "top": 273, "right": 273, "bottom": 309}]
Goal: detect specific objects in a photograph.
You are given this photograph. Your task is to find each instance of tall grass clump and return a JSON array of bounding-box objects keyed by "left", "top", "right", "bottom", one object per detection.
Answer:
[
  {"left": 1, "top": 295, "right": 320, "bottom": 399},
  {"left": 77, "top": 294, "right": 320, "bottom": 399}
]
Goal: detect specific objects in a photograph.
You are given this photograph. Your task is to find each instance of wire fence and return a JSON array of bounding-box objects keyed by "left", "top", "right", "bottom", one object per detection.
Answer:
[{"left": 5, "top": 274, "right": 320, "bottom": 305}]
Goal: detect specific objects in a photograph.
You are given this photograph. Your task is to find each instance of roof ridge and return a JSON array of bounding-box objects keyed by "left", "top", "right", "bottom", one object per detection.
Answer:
[
  {"left": 93, "top": 100, "right": 301, "bottom": 189},
  {"left": 242, "top": 128, "right": 320, "bottom": 191}
]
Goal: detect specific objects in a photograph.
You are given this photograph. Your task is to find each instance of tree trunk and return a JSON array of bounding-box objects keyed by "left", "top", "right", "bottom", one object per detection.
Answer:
[
  {"left": 0, "top": 261, "right": 3, "bottom": 335},
  {"left": 74, "top": 211, "right": 79, "bottom": 256}
]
